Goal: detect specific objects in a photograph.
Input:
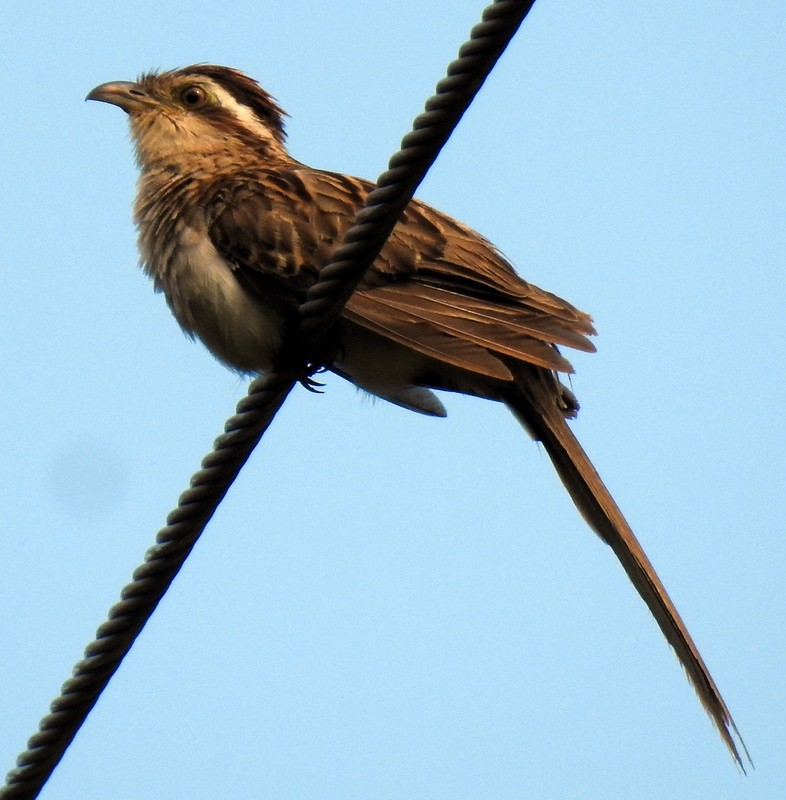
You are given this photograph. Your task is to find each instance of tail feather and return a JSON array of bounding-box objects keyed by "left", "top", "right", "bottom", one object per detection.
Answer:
[{"left": 502, "top": 370, "right": 750, "bottom": 770}]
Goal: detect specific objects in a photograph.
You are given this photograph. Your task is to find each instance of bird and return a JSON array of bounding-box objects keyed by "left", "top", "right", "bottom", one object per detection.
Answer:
[{"left": 87, "top": 64, "right": 747, "bottom": 767}]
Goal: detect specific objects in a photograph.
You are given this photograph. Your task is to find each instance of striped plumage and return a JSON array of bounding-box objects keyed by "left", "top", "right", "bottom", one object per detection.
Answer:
[{"left": 88, "top": 64, "right": 747, "bottom": 767}]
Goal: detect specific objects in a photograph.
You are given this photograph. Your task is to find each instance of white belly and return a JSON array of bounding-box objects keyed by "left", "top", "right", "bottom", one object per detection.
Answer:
[{"left": 160, "top": 225, "right": 284, "bottom": 373}]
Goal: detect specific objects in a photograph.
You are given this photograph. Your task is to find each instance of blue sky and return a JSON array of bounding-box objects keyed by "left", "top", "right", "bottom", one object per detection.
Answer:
[{"left": 1, "top": 1, "right": 784, "bottom": 798}]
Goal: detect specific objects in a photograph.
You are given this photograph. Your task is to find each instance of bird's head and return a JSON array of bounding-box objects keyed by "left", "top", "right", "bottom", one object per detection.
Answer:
[{"left": 87, "top": 65, "right": 288, "bottom": 167}]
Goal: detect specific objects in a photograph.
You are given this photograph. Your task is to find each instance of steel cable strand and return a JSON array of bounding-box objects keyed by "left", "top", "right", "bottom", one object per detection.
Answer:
[
  {"left": 0, "top": 2, "right": 536, "bottom": 797},
  {"left": 0, "top": 372, "right": 296, "bottom": 799}
]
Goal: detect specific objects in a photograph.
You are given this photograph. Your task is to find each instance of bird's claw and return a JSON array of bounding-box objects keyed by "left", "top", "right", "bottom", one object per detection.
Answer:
[{"left": 299, "top": 370, "right": 326, "bottom": 393}]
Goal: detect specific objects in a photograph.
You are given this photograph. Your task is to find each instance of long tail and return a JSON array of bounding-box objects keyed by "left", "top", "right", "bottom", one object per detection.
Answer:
[{"left": 502, "top": 370, "right": 750, "bottom": 769}]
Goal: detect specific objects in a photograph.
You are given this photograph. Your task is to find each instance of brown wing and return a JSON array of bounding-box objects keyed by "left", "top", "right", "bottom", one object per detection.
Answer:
[{"left": 207, "top": 166, "right": 595, "bottom": 379}]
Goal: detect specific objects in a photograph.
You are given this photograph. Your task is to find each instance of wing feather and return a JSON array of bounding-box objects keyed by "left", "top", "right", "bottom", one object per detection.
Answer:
[
  {"left": 344, "top": 294, "right": 514, "bottom": 381},
  {"left": 351, "top": 286, "right": 574, "bottom": 373}
]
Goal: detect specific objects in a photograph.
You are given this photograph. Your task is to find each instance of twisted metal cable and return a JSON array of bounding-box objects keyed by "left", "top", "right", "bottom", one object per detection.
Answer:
[
  {"left": 0, "top": 372, "right": 296, "bottom": 800},
  {"left": 0, "top": 2, "right": 537, "bottom": 797}
]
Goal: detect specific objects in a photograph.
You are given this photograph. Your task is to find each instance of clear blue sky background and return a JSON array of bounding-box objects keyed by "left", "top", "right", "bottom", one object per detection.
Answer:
[{"left": 1, "top": 2, "right": 783, "bottom": 798}]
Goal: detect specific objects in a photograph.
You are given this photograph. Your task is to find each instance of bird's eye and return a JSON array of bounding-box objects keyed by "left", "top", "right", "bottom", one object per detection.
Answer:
[{"left": 180, "top": 85, "right": 208, "bottom": 109}]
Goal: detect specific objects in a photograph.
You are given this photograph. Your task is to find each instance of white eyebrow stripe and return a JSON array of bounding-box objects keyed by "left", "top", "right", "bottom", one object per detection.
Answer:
[{"left": 199, "top": 80, "right": 279, "bottom": 143}]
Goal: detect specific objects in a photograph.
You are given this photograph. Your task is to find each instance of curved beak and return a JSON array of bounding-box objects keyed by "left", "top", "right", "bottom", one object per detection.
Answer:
[{"left": 86, "top": 81, "right": 155, "bottom": 113}]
